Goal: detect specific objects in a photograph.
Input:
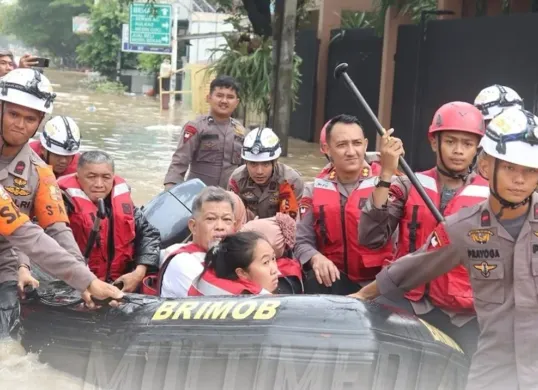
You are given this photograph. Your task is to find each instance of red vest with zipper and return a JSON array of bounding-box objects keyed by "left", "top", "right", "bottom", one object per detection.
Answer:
[
  {"left": 58, "top": 174, "right": 136, "bottom": 281},
  {"left": 188, "top": 268, "right": 268, "bottom": 296},
  {"left": 312, "top": 176, "right": 393, "bottom": 282},
  {"left": 397, "top": 169, "right": 489, "bottom": 312}
]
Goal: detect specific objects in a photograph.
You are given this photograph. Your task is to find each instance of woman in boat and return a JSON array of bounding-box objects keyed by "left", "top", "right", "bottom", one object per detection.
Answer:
[
  {"left": 188, "top": 231, "right": 279, "bottom": 296},
  {"left": 240, "top": 212, "right": 303, "bottom": 293}
]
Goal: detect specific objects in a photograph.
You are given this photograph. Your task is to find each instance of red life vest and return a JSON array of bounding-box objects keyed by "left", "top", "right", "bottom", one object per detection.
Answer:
[
  {"left": 277, "top": 257, "right": 302, "bottom": 280},
  {"left": 397, "top": 169, "right": 489, "bottom": 312},
  {"left": 30, "top": 140, "right": 80, "bottom": 178},
  {"left": 188, "top": 268, "right": 271, "bottom": 296},
  {"left": 144, "top": 243, "right": 206, "bottom": 296},
  {"left": 312, "top": 176, "right": 393, "bottom": 282},
  {"left": 58, "top": 174, "right": 136, "bottom": 281}
]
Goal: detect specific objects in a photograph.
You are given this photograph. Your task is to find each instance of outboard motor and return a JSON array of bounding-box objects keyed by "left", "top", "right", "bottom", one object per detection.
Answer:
[{"left": 142, "top": 179, "right": 206, "bottom": 248}]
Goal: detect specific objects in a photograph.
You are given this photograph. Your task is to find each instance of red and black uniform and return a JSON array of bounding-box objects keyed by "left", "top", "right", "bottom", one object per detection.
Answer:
[
  {"left": 397, "top": 170, "right": 489, "bottom": 311},
  {"left": 312, "top": 175, "right": 393, "bottom": 282}
]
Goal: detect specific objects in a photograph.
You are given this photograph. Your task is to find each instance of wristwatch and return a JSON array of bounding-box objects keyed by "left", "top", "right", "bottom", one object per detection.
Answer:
[{"left": 374, "top": 176, "right": 391, "bottom": 188}]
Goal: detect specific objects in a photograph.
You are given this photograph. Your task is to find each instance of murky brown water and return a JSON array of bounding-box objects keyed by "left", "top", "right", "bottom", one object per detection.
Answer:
[
  {"left": 43, "top": 70, "right": 326, "bottom": 205},
  {"left": 2, "top": 69, "right": 326, "bottom": 388}
]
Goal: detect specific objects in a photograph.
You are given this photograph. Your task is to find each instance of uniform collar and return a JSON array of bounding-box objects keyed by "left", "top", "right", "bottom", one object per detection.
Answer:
[
  {"left": 0, "top": 143, "right": 32, "bottom": 182},
  {"left": 322, "top": 161, "right": 373, "bottom": 184},
  {"left": 479, "top": 193, "right": 538, "bottom": 242}
]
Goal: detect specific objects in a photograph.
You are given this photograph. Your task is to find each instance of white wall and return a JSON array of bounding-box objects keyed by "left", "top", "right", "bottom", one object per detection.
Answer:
[{"left": 187, "top": 12, "right": 235, "bottom": 64}]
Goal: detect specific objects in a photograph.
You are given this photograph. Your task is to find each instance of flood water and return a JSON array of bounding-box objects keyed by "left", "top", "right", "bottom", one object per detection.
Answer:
[
  {"left": 1, "top": 69, "right": 326, "bottom": 388},
  {"left": 42, "top": 70, "right": 326, "bottom": 205}
]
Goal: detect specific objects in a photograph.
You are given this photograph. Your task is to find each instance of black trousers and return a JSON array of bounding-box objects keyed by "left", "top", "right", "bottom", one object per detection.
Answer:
[{"left": 303, "top": 270, "right": 362, "bottom": 295}]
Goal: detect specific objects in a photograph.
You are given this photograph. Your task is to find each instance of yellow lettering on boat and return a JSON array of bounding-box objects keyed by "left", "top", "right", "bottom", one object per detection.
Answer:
[
  {"left": 419, "top": 319, "right": 464, "bottom": 353},
  {"left": 193, "top": 302, "right": 212, "bottom": 319},
  {"left": 253, "top": 300, "right": 280, "bottom": 320},
  {"left": 231, "top": 301, "right": 257, "bottom": 320},
  {"left": 152, "top": 300, "right": 281, "bottom": 321},
  {"left": 151, "top": 302, "right": 179, "bottom": 321},
  {"left": 202, "top": 301, "right": 236, "bottom": 320},
  {"left": 171, "top": 301, "right": 199, "bottom": 320}
]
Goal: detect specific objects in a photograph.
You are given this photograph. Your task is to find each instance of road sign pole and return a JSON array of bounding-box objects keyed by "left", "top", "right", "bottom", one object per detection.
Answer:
[{"left": 170, "top": 3, "right": 179, "bottom": 108}]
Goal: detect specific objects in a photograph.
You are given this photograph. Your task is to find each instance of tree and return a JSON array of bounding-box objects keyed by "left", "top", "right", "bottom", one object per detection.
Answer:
[
  {"left": 76, "top": 0, "right": 136, "bottom": 78},
  {"left": 0, "top": 0, "right": 89, "bottom": 64},
  {"left": 207, "top": 1, "right": 307, "bottom": 127}
]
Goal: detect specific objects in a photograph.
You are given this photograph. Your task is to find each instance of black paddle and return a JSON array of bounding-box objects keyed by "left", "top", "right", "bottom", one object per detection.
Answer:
[
  {"left": 83, "top": 198, "right": 107, "bottom": 264},
  {"left": 334, "top": 63, "right": 444, "bottom": 223}
]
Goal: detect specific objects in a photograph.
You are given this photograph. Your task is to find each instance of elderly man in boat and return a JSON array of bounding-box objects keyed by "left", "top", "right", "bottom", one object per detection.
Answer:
[
  {"left": 156, "top": 186, "right": 302, "bottom": 298},
  {"left": 57, "top": 150, "right": 161, "bottom": 293}
]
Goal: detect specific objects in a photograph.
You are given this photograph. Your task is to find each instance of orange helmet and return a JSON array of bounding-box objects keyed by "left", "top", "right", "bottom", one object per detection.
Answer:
[{"left": 428, "top": 101, "right": 485, "bottom": 137}]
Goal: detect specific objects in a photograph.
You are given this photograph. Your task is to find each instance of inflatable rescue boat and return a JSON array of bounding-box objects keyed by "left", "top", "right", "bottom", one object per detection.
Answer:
[
  {"left": 20, "top": 180, "right": 469, "bottom": 389},
  {"left": 20, "top": 280, "right": 469, "bottom": 390}
]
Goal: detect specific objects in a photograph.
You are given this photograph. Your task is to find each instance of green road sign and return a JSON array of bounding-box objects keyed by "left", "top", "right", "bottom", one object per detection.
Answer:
[{"left": 129, "top": 3, "right": 172, "bottom": 47}]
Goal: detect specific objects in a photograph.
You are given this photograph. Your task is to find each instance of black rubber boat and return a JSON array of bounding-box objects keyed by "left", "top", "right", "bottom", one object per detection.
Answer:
[
  {"left": 20, "top": 179, "right": 470, "bottom": 389},
  {"left": 20, "top": 280, "right": 469, "bottom": 390}
]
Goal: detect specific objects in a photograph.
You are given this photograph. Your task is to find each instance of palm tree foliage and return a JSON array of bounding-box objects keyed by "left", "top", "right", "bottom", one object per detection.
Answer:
[{"left": 207, "top": 33, "right": 302, "bottom": 116}]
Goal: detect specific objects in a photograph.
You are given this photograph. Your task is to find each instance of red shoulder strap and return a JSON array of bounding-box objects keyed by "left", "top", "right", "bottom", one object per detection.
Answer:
[{"left": 157, "top": 243, "right": 205, "bottom": 295}]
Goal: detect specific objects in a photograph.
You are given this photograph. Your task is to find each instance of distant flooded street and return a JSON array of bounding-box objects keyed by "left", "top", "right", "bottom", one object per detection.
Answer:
[{"left": 44, "top": 69, "right": 326, "bottom": 205}]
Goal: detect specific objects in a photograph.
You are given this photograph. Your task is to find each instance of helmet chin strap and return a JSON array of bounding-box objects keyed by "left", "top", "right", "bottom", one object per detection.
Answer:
[
  {"left": 490, "top": 158, "right": 530, "bottom": 219},
  {"left": 436, "top": 134, "right": 469, "bottom": 181}
]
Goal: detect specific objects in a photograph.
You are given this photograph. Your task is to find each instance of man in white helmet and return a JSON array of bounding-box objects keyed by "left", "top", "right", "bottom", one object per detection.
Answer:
[
  {"left": 0, "top": 68, "right": 123, "bottom": 309},
  {"left": 227, "top": 127, "right": 303, "bottom": 220},
  {"left": 29, "top": 116, "right": 81, "bottom": 178},
  {"left": 351, "top": 107, "right": 538, "bottom": 389}
]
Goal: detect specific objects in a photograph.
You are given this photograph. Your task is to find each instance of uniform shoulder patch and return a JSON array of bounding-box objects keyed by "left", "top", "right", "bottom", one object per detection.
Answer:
[
  {"left": 228, "top": 179, "right": 240, "bottom": 194},
  {"left": 299, "top": 197, "right": 313, "bottom": 218},
  {"left": 389, "top": 183, "right": 404, "bottom": 202},
  {"left": 231, "top": 119, "right": 246, "bottom": 137},
  {"left": 182, "top": 124, "right": 198, "bottom": 143},
  {"left": 427, "top": 223, "right": 451, "bottom": 251}
]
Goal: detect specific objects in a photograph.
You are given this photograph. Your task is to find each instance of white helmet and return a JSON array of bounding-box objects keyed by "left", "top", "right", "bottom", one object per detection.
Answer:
[
  {"left": 0, "top": 68, "right": 55, "bottom": 114},
  {"left": 480, "top": 107, "right": 538, "bottom": 169},
  {"left": 40, "top": 116, "right": 81, "bottom": 156},
  {"left": 474, "top": 85, "right": 523, "bottom": 121},
  {"left": 241, "top": 127, "right": 282, "bottom": 162}
]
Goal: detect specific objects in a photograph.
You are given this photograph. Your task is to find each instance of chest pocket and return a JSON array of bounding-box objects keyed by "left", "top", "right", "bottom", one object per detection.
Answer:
[
  {"left": 469, "top": 258, "right": 504, "bottom": 304},
  {"left": 196, "top": 134, "right": 220, "bottom": 163},
  {"left": 231, "top": 135, "right": 243, "bottom": 165}
]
